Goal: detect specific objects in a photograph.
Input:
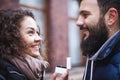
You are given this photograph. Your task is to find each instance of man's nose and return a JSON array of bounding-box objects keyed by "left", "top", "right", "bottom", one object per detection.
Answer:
[{"left": 76, "top": 16, "right": 84, "bottom": 27}]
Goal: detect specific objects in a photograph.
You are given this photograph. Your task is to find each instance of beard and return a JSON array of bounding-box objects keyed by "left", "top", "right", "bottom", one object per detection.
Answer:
[{"left": 80, "top": 18, "right": 109, "bottom": 57}]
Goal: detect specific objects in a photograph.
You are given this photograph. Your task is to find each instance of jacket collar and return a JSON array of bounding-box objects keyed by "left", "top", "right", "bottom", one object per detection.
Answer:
[{"left": 89, "top": 30, "right": 120, "bottom": 60}]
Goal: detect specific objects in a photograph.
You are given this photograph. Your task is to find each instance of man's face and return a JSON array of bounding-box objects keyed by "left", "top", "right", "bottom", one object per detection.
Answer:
[{"left": 77, "top": 0, "right": 109, "bottom": 56}]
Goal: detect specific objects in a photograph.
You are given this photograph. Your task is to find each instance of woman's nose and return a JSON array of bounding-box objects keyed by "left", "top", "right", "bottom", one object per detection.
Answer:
[{"left": 35, "top": 34, "right": 43, "bottom": 42}]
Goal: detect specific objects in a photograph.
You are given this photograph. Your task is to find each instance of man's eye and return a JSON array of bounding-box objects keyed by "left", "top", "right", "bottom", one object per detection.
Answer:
[{"left": 83, "top": 14, "right": 89, "bottom": 18}]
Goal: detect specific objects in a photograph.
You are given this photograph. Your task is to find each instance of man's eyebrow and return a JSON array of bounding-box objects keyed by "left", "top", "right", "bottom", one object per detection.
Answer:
[{"left": 79, "top": 10, "right": 90, "bottom": 15}]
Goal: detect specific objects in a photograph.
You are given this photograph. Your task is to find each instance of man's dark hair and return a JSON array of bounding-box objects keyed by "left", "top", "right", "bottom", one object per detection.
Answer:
[{"left": 97, "top": 0, "right": 120, "bottom": 26}]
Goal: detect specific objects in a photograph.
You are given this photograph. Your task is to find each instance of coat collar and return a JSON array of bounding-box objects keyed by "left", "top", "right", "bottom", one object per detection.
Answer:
[{"left": 89, "top": 30, "right": 120, "bottom": 60}]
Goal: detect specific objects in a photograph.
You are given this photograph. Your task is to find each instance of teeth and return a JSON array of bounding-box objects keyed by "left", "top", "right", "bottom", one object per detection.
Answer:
[
  {"left": 32, "top": 46, "right": 39, "bottom": 48},
  {"left": 36, "top": 46, "right": 39, "bottom": 48}
]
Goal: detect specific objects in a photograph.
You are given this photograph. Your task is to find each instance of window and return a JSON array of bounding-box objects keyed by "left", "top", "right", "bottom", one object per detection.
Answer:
[{"left": 68, "top": 0, "right": 81, "bottom": 66}]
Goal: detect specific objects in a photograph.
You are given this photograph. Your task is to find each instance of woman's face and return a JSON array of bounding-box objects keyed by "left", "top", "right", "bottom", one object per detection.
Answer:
[{"left": 20, "top": 16, "right": 42, "bottom": 57}]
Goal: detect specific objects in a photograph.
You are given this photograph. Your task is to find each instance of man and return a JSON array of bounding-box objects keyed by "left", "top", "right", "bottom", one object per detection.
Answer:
[
  {"left": 76, "top": 0, "right": 120, "bottom": 80},
  {"left": 52, "top": 0, "right": 120, "bottom": 80}
]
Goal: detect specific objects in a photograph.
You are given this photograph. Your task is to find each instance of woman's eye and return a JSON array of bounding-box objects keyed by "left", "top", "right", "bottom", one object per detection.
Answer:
[
  {"left": 37, "top": 31, "right": 40, "bottom": 35},
  {"left": 28, "top": 31, "right": 34, "bottom": 35}
]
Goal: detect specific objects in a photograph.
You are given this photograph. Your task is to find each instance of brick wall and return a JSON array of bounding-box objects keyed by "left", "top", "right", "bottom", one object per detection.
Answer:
[
  {"left": 0, "top": 0, "right": 19, "bottom": 10},
  {"left": 46, "top": 0, "right": 69, "bottom": 72}
]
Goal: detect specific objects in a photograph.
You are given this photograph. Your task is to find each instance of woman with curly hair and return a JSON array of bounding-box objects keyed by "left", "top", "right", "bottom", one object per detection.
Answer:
[{"left": 0, "top": 9, "right": 49, "bottom": 80}]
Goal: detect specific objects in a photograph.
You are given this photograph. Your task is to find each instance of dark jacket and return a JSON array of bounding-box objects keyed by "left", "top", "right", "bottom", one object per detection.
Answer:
[
  {"left": 83, "top": 31, "right": 120, "bottom": 80},
  {"left": 0, "top": 58, "right": 27, "bottom": 80}
]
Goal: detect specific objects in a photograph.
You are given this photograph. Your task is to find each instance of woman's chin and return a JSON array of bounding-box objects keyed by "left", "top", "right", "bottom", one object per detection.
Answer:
[{"left": 30, "top": 52, "right": 40, "bottom": 57}]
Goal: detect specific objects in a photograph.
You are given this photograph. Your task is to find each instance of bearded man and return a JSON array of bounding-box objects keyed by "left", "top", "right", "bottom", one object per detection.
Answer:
[{"left": 76, "top": 0, "right": 120, "bottom": 80}]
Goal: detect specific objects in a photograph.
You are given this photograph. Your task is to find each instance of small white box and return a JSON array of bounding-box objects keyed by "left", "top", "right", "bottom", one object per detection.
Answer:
[{"left": 55, "top": 66, "right": 67, "bottom": 74}]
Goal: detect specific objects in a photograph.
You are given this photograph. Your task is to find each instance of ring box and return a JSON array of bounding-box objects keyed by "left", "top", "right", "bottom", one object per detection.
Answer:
[{"left": 55, "top": 66, "right": 67, "bottom": 74}]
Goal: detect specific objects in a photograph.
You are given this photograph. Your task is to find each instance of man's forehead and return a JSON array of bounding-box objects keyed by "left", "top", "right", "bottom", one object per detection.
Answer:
[
  {"left": 80, "top": 0, "right": 99, "bottom": 12},
  {"left": 81, "top": 0, "right": 97, "bottom": 3},
  {"left": 80, "top": 0, "right": 98, "bottom": 7}
]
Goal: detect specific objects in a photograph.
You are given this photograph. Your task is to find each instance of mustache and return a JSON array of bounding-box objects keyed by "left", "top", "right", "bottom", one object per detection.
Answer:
[{"left": 79, "top": 26, "right": 89, "bottom": 30}]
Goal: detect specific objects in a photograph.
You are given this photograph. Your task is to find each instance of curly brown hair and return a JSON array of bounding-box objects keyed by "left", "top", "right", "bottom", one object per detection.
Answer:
[{"left": 0, "top": 9, "right": 36, "bottom": 58}]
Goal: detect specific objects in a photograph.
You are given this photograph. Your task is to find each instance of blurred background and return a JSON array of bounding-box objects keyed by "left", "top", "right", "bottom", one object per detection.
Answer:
[{"left": 0, "top": 0, "right": 85, "bottom": 79}]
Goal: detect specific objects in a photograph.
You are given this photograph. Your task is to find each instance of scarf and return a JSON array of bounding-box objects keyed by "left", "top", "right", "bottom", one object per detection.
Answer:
[{"left": 9, "top": 54, "right": 49, "bottom": 80}]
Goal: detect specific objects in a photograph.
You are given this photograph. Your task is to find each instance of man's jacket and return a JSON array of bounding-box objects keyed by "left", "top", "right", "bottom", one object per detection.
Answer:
[{"left": 83, "top": 31, "right": 120, "bottom": 80}]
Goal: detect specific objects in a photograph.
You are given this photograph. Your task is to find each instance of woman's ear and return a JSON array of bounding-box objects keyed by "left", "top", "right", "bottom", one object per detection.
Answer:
[{"left": 105, "top": 8, "right": 118, "bottom": 26}]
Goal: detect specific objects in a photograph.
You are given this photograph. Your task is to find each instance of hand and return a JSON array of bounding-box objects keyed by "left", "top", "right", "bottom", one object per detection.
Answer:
[{"left": 50, "top": 72, "right": 68, "bottom": 80}]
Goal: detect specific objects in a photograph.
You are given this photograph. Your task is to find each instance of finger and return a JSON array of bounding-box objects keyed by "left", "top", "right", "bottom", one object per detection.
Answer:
[
  {"left": 50, "top": 72, "right": 58, "bottom": 80},
  {"left": 61, "top": 72, "right": 68, "bottom": 80}
]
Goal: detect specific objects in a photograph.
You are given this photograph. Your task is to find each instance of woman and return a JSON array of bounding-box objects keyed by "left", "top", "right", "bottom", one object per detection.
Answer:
[{"left": 0, "top": 9, "right": 48, "bottom": 80}]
